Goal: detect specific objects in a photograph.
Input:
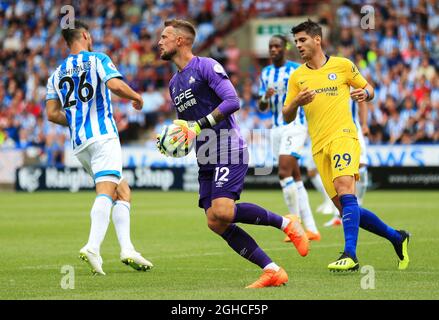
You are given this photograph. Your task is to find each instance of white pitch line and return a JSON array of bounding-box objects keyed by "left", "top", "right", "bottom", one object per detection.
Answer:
[{"left": 16, "top": 238, "right": 439, "bottom": 271}]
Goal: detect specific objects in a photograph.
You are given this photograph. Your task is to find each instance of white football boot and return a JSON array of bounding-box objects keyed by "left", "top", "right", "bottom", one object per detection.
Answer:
[
  {"left": 79, "top": 247, "right": 106, "bottom": 275},
  {"left": 317, "top": 200, "right": 335, "bottom": 215},
  {"left": 120, "top": 249, "right": 153, "bottom": 271},
  {"left": 323, "top": 216, "right": 342, "bottom": 227}
]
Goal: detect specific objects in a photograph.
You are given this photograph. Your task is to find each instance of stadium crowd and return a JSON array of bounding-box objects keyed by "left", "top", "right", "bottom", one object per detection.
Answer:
[{"left": 0, "top": 0, "right": 438, "bottom": 167}]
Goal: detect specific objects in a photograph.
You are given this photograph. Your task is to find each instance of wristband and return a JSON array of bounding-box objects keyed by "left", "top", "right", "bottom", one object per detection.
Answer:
[
  {"left": 206, "top": 114, "right": 217, "bottom": 127},
  {"left": 261, "top": 94, "right": 268, "bottom": 103},
  {"left": 196, "top": 115, "right": 214, "bottom": 129},
  {"left": 364, "top": 89, "right": 370, "bottom": 101}
]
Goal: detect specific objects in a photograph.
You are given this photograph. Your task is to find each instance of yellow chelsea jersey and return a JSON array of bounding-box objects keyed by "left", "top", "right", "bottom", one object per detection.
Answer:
[{"left": 284, "top": 56, "right": 368, "bottom": 155}]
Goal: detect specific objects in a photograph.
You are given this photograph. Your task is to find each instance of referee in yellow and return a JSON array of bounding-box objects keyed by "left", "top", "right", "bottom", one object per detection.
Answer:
[{"left": 283, "top": 19, "right": 410, "bottom": 271}]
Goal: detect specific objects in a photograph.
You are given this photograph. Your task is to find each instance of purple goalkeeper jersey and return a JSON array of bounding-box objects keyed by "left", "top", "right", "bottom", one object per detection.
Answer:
[{"left": 169, "top": 56, "right": 247, "bottom": 168}]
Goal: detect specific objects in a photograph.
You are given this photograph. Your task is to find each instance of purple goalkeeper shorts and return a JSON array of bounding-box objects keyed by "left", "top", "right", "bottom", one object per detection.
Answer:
[{"left": 198, "top": 162, "right": 248, "bottom": 211}]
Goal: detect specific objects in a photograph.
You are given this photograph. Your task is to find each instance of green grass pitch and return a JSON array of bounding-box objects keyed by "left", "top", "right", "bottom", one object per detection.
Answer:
[{"left": 0, "top": 189, "right": 438, "bottom": 300}]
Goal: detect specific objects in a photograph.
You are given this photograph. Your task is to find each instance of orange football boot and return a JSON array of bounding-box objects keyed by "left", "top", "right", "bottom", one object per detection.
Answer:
[
  {"left": 283, "top": 214, "right": 296, "bottom": 242},
  {"left": 284, "top": 230, "right": 321, "bottom": 242},
  {"left": 283, "top": 215, "right": 309, "bottom": 256},
  {"left": 246, "top": 268, "right": 288, "bottom": 288}
]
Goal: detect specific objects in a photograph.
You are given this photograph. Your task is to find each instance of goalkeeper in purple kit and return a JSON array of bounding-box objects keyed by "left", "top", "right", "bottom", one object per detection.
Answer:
[{"left": 156, "top": 19, "right": 311, "bottom": 288}]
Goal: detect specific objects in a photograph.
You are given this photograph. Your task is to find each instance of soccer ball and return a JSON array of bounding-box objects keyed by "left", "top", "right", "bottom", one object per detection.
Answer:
[{"left": 157, "top": 124, "right": 194, "bottom": 158}]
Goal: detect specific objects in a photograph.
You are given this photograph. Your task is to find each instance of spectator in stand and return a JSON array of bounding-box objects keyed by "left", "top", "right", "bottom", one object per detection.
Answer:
[
  {"left": 397, "top": 129, "right": 414, "bottom": 145},
  {"left": 209, "top": 36, "right": 227, "bottom": 67},
  {"left": 153, "top": 113, "right": 172, "bottom": 139},
  {"left": 195, "top": 5, "right": 215, "bottom": 43},
  {"left": 224, "top": 38, "right": 241, "bottom": 76},
  {"left": 0, "top": 0, "right": 438, "bottom": 168},
  {"left": 369, "top": 117, "right": 386, "bottom": 144},
  {"left": 416, "top": 55, "right": 436, "bottom": 82},
  {"left": 387, "top": 109, "right": 405, "bottom": 144},
  {"left": 400, "top": 98, "right": 417, "bottom": 126},
  {"left": 401, "top": 42, "right": 421, "bottom": 66},
  {"left": 414, "top": 76, "right": 431, "bottom": 105},
  {"left": 141, "top": 84, "right": 165, "bottom": 129},
  {"left": 415, "top": 115, "right": 435, "bottom": 143},
  {"left": 45, "top": 125, "right": 66, "bottom": 167}
]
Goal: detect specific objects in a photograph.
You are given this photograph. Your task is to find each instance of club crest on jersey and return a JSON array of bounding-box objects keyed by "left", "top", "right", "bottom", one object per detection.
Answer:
[
  {"left": 213, "top": 64, "right": 226, "bottom": 75},
  {"left": 328, "top": 73, "right": 337, "bottom": 80},
  {"left": 107, "top": 62, "right": 117, "bottom": 71},
  {"left": 189, "top": 76, "right": 195, "bottom": 84}
]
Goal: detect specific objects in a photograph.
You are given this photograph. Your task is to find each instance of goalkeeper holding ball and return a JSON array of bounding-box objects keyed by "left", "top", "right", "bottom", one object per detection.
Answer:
[{"left": 157, "top": 19, "right": 311, "bottom": 288}]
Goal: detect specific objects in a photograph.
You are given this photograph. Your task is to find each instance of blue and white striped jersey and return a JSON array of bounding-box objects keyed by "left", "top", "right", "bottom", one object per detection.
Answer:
[
  {"left": 46, "top": 51, "right": 122, "bottom": 153},
  {"left": 259, "top": 60, "right": 306, "bottom": 127},
  {"left": 351, "top": 99, "right": 361, "bottom": 128}
]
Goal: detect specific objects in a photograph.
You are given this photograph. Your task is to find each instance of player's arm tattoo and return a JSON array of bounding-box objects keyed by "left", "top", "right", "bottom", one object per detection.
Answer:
[
  {"left": 209, "top": 108, "right": 225, "bottom": 123},
  {"left": 197, "top": 108, "right": 225, "bottom": 129}
]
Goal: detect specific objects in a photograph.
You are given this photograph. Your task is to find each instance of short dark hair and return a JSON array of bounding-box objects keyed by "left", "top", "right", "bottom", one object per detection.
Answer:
[
  {"left": 291, "top": 19, "right": 322, "bottom": 38},
  {"left": 271, "top": 34, "right": 288, "bottom": 47},
  {"left": 61, "top": 20, "right": 89, "bottom": 47},
  {"left": 164, "top": 19, "right": 196, "bottom": 43}
]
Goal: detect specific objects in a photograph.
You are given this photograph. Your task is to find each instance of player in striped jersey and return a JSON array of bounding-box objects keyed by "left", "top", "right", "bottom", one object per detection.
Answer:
[
  {"left": 324, "top": 99, "right": 369, "bottom": 227},
  {"left": 46, "top": 20, "right": 152, "bottom": 275},
  {"left": 259, "top": 35, "right": 320, "bottom": 241},
  {"left": 352, "top": 99, "right": 369, "bottom": 206}
]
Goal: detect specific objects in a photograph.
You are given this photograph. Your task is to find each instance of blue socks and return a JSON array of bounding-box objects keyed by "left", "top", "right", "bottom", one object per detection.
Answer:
[
  {"left": 359, "top": 207, "right": 402, "bottom": 245},
  {"left": 340, "top": 194, "right": 360, "bottom": 259},
  {"left": 340, "top": 194, "right": 404, "bottom": 260}
]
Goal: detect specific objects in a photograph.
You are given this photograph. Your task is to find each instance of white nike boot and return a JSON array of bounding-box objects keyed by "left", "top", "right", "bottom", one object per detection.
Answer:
[
  {"left": 120, "top": 249, "right": 153, "bottom": 271},
  {"left": 79, "top": 247, "right": 106, "bottom": 275}
]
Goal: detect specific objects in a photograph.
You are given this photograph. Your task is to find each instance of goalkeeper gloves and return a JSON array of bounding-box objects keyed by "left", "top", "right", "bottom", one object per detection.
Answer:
[
  {"left": 156, "top": 119, "right": 202, "bottom": 155},
  {"left": 171, "top": 119, "right": 201, "bottom": 145},
  {"left": 156, "top": 134, "right": 166, "bottom": 155}
]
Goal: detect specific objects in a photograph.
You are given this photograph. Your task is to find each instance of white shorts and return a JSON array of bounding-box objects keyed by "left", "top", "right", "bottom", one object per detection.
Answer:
[
  {"left": 303, "top": 143, "right": 316, "bottom": 171},
  {"left": 75, "top": 138, "right": 123, "bottom": 184},
  {"left": 271, "top": 123, "right": 308, "bottom": 159}
]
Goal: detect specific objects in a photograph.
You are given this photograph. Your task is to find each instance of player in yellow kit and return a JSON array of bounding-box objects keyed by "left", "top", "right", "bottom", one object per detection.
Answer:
[{"left": 283, "top": 19, "right": 410, "bottom": 272}]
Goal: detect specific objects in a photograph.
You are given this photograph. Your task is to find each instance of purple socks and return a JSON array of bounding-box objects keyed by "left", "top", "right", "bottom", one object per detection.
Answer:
[
  {"left": 233, "top": 203, "right": 283, "bottom": 229},
  {"left": 221, "top": 224, "right": 272, "bottom": 268}
]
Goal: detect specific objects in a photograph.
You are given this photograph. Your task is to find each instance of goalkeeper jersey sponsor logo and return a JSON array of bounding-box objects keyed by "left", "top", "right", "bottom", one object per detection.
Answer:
[{"left": 174, "top": 88, "right": 198, "bottom": 112}]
